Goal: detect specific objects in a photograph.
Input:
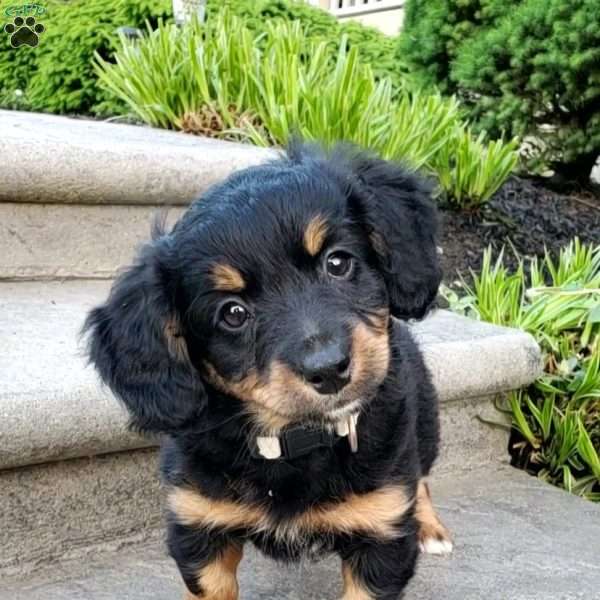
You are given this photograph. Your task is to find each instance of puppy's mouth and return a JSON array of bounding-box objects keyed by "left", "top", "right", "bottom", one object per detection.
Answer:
[
  {"left": 267, "top": 368, "right": 380, "bottom": 426},
  {"left": 205, "top": 320, "right": 390, "bottom": 432}
]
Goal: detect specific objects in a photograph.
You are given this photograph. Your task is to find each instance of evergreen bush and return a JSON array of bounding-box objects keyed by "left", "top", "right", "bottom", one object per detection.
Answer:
[
  {"left": 0, "top": 0, "right": 171, "bottom": 114},
  {"left": 398, "top": 0, "right": 512, "bottom": 93},
  {"left": 400, "top": 0, "right": 600, "bottom": 180},
  {"left": 453, "top": 0, "right": 600, "bottom": 180}
]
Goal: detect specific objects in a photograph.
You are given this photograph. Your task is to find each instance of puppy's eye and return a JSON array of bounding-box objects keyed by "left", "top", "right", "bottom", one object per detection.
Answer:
[
  {"left": 219, "top": 302, "right": 249, "bottom": 329},
  {"left": 326, "top": 252, "right": 354, "bottom": 279}
]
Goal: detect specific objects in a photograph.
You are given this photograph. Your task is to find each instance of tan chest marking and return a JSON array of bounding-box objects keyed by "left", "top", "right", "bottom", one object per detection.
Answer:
[{"left": 169, "top": 484, "right": 411, "bottom": 544}]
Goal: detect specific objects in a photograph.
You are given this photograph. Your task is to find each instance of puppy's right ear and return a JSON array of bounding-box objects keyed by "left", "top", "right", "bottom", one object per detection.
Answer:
[{"left": 84, "top": 239, "right": 206, "bottom": 434}]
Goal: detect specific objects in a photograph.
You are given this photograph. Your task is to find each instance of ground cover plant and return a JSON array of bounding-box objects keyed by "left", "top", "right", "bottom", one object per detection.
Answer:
[
  {"left": 208, "top": 0, "right": 407, "bottom": 88},
  {"left": 95, "top": 10, "right": 518, "bottom": 207},
  {"left": 0, "top": 0, "right": 404, "bottom": 114},
  {"left": 401, "top": 0, "right": 600, "bottom": 182},
  {"left": 445, "top": 240, "right": 600, "bottom": 500}
]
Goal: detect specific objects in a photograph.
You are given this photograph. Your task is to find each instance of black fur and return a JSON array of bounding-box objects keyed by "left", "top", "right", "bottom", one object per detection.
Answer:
[{"left": 84, "top": 144, "right": 442, "bottom": 599}]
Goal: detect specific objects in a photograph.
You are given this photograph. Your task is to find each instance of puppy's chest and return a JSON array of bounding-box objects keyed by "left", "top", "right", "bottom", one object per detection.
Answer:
[
  {"left": 169, "top": 470, "right": 412, "bottom": 558},
  {"left": 248, "top": 462, "right": 347, "bottom": 507},
  {"left": 250, "top": 524, "right": 336, "bottom": 561},
  {"left": 240, "top": 479, "right": 351, "bottom": 560}
]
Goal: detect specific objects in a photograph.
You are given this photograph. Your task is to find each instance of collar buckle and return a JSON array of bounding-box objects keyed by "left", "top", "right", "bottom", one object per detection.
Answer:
[
  {"left": 281, "top": 426, "right": 335, "bottom": 458},
  {"left": 253, "top": 413, "right": 360, "bottom": 460}
]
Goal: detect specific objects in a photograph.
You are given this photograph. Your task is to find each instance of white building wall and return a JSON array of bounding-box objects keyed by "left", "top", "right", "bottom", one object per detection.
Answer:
[
  {"left": 338, "top": 9, "right": 404, "bottom": 36},
  {"left": 308, "top": 1, "right": 405, "bottom": 36}
]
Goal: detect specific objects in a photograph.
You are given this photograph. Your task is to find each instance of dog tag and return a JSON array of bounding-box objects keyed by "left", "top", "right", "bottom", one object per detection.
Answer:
[
  {"left": 347, "top": 414, "right": 359, "bottom": 453},
  {"left": 256, "top": 436, "right": 282, "bottom": 460},
  {"left": 335, "top": 420, "right": 349, "bottom": 437},
  {"left": 335, "top": 413, "right": 359, "bottom": 453}
]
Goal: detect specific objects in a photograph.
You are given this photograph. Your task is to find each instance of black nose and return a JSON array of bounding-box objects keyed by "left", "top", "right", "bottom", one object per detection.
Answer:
[{"left": 301, "top": 343, "right": 351, "bottom": 395}]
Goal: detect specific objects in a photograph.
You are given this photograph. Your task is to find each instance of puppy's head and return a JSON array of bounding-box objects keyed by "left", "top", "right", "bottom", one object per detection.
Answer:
[{"left": 85, "top": 145, "right": 441, "bottom": 434}]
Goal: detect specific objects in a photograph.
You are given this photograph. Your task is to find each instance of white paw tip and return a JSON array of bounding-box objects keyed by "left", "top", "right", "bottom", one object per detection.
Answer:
[{"left": 419, "top": 537, "right": 454, "bottom": 555}]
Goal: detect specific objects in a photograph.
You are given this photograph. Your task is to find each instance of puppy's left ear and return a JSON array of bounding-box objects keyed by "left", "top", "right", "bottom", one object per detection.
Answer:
[{"left": 349, "top": 153, "right": 442, "bottom": 320}]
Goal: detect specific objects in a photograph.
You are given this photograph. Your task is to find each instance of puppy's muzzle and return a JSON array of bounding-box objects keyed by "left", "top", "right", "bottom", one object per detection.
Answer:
[{"left": 298, "top": 339, "right": 351, "bottom": 395}]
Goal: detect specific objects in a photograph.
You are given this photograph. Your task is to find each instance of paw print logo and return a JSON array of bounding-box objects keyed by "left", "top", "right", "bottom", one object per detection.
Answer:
[{"left": 4, "top": 16, "right": 45, "bottom": 48}]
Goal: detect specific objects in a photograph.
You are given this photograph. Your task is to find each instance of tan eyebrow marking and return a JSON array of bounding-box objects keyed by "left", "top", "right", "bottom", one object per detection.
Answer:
[
  {"left": 164, "top": 315, "right": 191, "bottom": 363},
  {"left": 210, "top": 264, "right": 246, "bottom": 292},
  {"left": 303, "top": 214, "right": 329, "bottom": 257}
]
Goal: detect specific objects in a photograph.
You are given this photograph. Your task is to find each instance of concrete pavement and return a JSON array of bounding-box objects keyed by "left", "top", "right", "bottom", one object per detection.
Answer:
[{"left": 3, "top": 466, "right": 599, "bottom": 600}]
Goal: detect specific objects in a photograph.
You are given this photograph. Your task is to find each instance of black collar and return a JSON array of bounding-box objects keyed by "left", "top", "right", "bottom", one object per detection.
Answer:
[{"left": 251, "top": 414, "right": 359, "bottom": 460}]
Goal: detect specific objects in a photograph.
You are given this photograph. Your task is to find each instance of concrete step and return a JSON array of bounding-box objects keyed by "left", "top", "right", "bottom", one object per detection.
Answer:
[
  {"left": 0, "top": 280, "right": 540, "bottom": 472},
  {"left": 0, "top": 202, "right": 184, "bottom": 280},
  {"left": 2, "top": 466, "right": 599, "bottom": 600},
  {"left": 0, "top": 281, "right": 540, "bottom": 575},
  {"left": 0, "top": 110, "right": 274, "bottom": 206},
  {"left": 0, "top": 279, "right": 541, "bottom": 577},
  {"left": 0, "top": 110, "right": 274, "bottom": 280}
]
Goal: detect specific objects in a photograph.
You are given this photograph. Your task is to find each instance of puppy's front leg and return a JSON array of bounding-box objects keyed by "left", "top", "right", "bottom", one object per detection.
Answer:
[
  {"left": 339, "top": 528, "right": 419, "bottom": 600},
  {"left": 415, "top": 480, "right": 453, "bottom": 555},
  {"left": 168, "top": 521, "right": 243, "bottom": 600}
]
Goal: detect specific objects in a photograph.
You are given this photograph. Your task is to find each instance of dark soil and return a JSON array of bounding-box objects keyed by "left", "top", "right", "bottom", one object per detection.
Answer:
[{"left": 439, "top": 177, "right": 600, "bottom": 281}]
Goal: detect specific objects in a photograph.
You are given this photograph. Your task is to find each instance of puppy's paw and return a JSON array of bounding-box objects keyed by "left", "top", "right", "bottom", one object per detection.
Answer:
[
  {"left": 418, "top": 513, "right": 453, "bottom": 555},
  {"left": 418, "top": 532, "right": 453, "bottom": 556}
]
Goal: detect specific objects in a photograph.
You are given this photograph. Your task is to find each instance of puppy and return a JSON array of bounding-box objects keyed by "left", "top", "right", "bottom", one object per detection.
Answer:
[{"left": 85, "top": 144, "right": 452, "bottom": 599}]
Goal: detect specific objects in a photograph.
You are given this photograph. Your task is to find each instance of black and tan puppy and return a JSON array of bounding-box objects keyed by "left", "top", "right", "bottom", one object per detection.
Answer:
[{"left": 85, "top": 144, "right": 452, "bottom": 599}]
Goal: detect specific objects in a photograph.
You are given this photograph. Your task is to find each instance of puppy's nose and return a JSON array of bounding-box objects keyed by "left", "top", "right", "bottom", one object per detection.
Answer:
[{"left": 301, "top": 343, "right": 351, "bottom": 395}]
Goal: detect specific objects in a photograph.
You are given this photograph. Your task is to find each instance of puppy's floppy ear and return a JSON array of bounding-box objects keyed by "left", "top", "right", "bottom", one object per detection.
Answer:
[
  {"left": 349, "top": 152, "right": 442, "bottom": 320},
  {"left": 84, "top": 238, "right": 206, "bottom": 433}
]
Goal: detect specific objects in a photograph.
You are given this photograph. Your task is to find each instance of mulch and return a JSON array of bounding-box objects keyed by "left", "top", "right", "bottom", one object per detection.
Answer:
[{"left": 439, "top": 177, "right": 600, "bottom": 281}]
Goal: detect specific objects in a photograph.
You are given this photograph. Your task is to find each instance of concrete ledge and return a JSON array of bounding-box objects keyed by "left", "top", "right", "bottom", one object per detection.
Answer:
[
  {"left": 0, "top": 280, "right": 541, "bottom": 471},
  {"left": 0, "top": 111, "right": 276, "bottom": 205},
  {"left": 0, "top": 448, "right": 162, "bottom": 576},
  {"left": 0, "top": 203, "right": 185, "bottom": 280},
  {"left": 415, "top": 310, "right": 542, "bottom": 402}
]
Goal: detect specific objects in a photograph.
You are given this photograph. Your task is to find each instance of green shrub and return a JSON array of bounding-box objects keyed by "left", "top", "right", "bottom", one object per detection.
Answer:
[
  {"left": 96, "top": 15, "right": 454, "bottom": 167},
  {"left": 0, "top": 0, "right": 171, "bottom": 114},
  {"left": 400, "top": 0, "right": 600, "bottom": 180},
  {"left": 340, "top": 19, "right": 409, "bottom": 88},
  {"left": 446, "top": 239, "right": 600, "bottom": 501},
  {"left": 0, "top": 0, "right": 42, "bottom": 109},
  {"left": 207, "top": 0, "right": 339, "bottom": 36},
  {"left": 0, "top": 0, "right": 407, "bottom": 115},
  {"left": 208, "top": 0, "right": 409, "bottom": 88},
  {"left": 452, "top": 0, "right": 600, "bottom": 180},
  {"left": 398, "top": 0, "right": 513, "bottom": 93},
  {"left": 96, "top": 11, "right": 517, "bottom": 205}
]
